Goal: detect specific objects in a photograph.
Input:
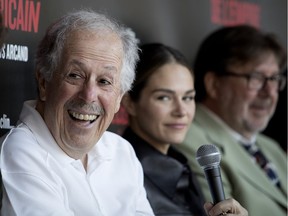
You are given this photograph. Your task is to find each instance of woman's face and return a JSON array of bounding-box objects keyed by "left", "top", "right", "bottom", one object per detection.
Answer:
[{"left": 126, "top": 63, "right": 195, "bottom": 154}]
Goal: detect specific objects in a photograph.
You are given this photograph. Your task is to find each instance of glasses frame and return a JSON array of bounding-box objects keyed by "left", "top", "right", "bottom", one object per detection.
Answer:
[{"left": 218, "top": 71, "right": 287, "bottom": 91}]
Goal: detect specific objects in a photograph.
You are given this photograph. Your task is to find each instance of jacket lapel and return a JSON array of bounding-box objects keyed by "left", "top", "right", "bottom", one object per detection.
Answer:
[{"left": 195, "top": 105, "right": 287, "bottom": 207}]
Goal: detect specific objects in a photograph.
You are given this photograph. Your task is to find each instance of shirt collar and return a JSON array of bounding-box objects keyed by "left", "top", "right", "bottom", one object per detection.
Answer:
[
  {"left": 199, "top": 104, "right": 257, "bottom": 144},
  {"left": 19, "top": 100, "right": 111, "bottom": 169}
]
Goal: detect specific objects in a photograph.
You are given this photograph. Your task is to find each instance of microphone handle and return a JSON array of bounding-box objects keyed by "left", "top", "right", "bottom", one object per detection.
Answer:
[{"left": 204, "top": 166, "right": 225, "bottom": 204}]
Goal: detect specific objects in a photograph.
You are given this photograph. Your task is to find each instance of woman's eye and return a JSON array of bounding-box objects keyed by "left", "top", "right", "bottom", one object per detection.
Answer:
[
  {"left": 183, "top": 96, "right": 195, "bottom": 101},
  {"left": 157, "top": 95, "right": 170, "bottom": 101}
]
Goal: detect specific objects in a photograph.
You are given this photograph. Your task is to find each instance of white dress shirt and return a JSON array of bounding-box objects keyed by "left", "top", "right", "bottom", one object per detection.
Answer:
[{"left": 0, "top": 100, "right": 154, "bottom": 216}]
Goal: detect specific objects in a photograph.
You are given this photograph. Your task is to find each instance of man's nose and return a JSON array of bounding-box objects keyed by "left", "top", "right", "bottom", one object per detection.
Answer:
[{"left": 79, "top": 82, "right": 98, "bottom": 103}]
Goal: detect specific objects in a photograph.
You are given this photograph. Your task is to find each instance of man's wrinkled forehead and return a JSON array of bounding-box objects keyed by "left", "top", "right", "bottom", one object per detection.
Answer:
[{"left": 62, "top": 30, "right": 124, "bottom": 64}]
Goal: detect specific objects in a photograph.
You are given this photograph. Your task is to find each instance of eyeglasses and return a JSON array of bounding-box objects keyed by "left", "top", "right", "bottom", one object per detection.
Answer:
[{"left": 219, "top": 71, "right": 287, "bottom": 91}]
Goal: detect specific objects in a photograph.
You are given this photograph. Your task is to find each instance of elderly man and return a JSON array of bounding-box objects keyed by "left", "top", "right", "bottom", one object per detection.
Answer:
[
  {"left": 0, "top": 10, "right": 154, "bottom": 215},
  {"left": 176, "top": 25, "right": 287, "bottom": 216}
]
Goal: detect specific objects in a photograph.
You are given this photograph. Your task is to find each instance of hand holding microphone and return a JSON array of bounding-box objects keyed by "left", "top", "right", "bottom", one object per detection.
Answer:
[
  {"left": 196, "top": 144, "right": 248, "bottom": 216},
  {"left": 196, "top": 144, "right": 225, "bottom": 204}
]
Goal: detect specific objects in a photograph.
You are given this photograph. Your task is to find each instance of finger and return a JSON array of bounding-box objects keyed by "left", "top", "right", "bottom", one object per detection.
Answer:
[
  {"left": 203, "top": 202, "right": 214, "bottom": 215},
  {"left": 212, "top": 198, "right": 248, "bottom": 216},
  {"left": 207, "top": 199, "right": 237, "bottom": 216}
]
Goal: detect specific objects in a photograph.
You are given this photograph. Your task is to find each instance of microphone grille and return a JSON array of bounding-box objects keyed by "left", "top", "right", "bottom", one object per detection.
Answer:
[{"left": 196, "top": 144, "right": 221, "bottom": 168}]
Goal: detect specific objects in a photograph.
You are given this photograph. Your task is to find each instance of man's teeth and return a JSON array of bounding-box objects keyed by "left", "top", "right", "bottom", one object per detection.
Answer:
[{"left": 70, "top": 112, "right": 97, "bottom": 121}]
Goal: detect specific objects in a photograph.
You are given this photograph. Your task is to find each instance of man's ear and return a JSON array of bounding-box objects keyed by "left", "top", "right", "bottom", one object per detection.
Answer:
[
  {"left": 204, "top": 71, "right": 220, "bottom": 99},
  {"left": 121, "top": 94, "right": 137, "bottom": 116},
  {"left": 36, "top": 70, "right": 47, "bottom": 101},
  {"left": 114, "top": 93, "right": 124, "bottom": 114}
]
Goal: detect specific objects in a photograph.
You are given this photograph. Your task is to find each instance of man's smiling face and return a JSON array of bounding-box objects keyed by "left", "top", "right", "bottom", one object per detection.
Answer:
[{"left": 37, "top": 30, "right": 124, "bottom": 159}]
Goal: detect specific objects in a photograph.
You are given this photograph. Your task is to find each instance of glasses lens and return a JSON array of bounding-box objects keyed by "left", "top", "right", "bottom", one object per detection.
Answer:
[
  {"left": 248, "top": 75, "right": 263, "bottom": 90},
  {"left": 278, "top": 76, "right": 287, "bottom": 91}
]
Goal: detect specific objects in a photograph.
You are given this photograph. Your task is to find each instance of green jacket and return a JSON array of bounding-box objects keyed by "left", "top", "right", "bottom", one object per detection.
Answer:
[{"left": 176, "top": 104, "right": 287, "bottom": 216}]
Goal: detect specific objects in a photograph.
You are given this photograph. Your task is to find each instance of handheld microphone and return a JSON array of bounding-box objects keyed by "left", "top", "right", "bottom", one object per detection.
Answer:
[{"left": 196, "top": 144, "right": 225, "bottom": 204}]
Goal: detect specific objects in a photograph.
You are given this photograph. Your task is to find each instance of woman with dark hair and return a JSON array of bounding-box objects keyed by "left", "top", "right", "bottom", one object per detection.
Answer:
[{"left": 122, "top": 43, "right": 248, "bottom": 216}]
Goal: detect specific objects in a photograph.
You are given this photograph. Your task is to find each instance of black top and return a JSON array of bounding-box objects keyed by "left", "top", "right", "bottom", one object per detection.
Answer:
[{"left": 122, "top": 127, "right": 206, "bottom": 216}]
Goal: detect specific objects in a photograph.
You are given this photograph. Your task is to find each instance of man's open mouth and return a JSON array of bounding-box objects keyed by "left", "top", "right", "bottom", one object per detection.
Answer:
[{"left": 68, "top": 110, "right": 99, "bottom": 123}]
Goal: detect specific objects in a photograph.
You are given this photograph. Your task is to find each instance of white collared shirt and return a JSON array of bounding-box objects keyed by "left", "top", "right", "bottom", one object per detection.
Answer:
[{"left": 0, "top": 100, "right": 154, "bottom": 216}]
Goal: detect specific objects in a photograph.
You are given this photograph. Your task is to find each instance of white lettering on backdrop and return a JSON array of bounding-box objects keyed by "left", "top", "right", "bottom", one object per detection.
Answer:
[{"left": 0, "top": 43, "right": 29, "bottom": 62}]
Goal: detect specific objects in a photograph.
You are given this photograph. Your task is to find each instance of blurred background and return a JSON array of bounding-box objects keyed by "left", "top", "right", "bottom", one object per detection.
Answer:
[{"left": 0, "top": 0, "right": 286, "bottom": 151}]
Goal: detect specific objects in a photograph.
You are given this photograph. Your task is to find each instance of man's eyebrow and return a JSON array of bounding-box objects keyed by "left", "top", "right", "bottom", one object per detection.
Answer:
[
  {"left": 69, "top": 59, "right": 117, "bottom": 73},
  {"left": 103, "top": 65, "right": 118, "bottom": 71},
  {"left": 102, "top": 66, "right": 119, "bottom": 78},
  {"left": 251, "top": 71, "right": 281, "bottom": 75},
  {"left": 69, "top": 59, "right": 87, "bottom": 69}
]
